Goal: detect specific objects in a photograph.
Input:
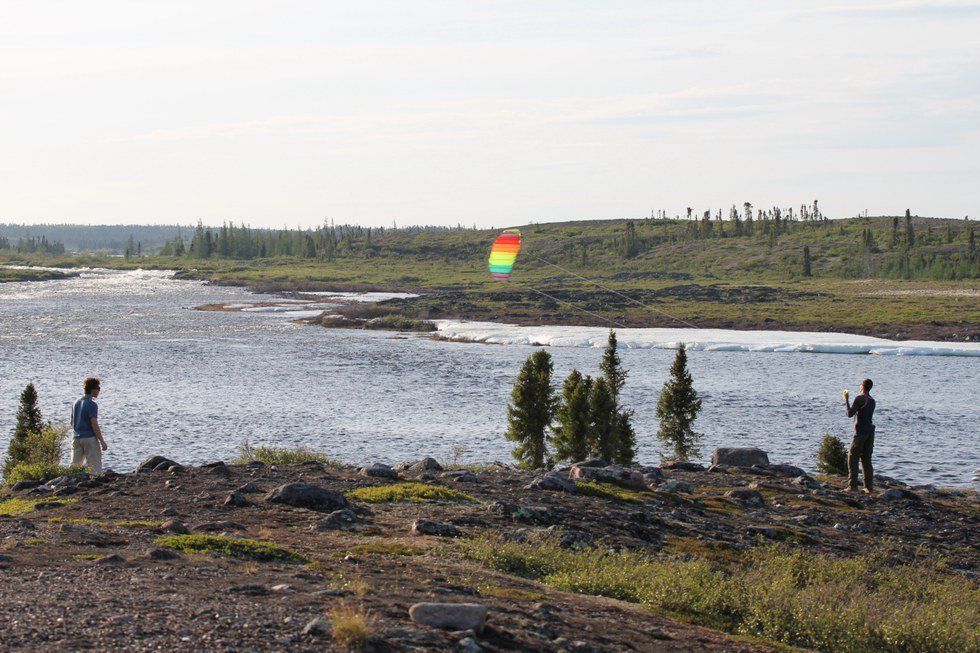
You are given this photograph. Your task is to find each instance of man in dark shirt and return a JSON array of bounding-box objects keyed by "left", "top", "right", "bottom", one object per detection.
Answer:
[
  {"left": 69, "top": 377, "right": 108, "bottom": 474},
  {"left": 844, "top": 378, "right": 876, "bottom": 492}
]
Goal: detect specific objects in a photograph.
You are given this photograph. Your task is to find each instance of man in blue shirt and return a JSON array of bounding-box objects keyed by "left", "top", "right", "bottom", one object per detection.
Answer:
[{"left": 70, "top": 377, "right": 108, "bottom": 474}]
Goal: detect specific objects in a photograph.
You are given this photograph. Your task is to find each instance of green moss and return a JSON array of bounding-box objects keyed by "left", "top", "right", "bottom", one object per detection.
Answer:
[
  {"left": 116, "top": 520, "right": 164, "bottom": 529},
  {"left": 576, "top": 481, "right": 644, "bottom": 503},
  {"left": 342, "top": 542, "right": 426, "bottom": 557},
  {"left": 155, "top": 534, "right": 309, "bottom": 563},
  {"left": 346, "top": 482, "right": 473, "bottom": 504},
  {"left": 0, "top": 497, "right": 75, "bottom": 516},
  {"left": 479, "top": 585, "right": 547, "bottom": 601}
]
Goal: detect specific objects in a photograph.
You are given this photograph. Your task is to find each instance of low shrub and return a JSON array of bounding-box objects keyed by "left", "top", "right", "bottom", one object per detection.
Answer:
[
  {"left": 346, "top": 482, "right": 473, "bottom": 504},
  {"left": 232, "top": 440, "right": 340, "bottom": 467},
  {"left": 817, "top": 434, "right": 848, "bottom": 475},
  {"left": 4, "top": 462, "right": 87, "bottom": 485},
  {"left": 3, "top": 425, "right": 69, "bottom": 479},
  {"left": 458, "top": 537, "right": 980, "bottom": 653},
  {"left": 364, "top": 315, "right": 436, "bottom": 332},
  {"left": 155, "top": 534, "right": 309, "bottom": 563}
]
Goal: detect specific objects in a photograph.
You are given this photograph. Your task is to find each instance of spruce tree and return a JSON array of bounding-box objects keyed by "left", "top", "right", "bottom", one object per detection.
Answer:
[
  {"left": 599, "top": 330, "right": 637, "bottom": 464},
  {"left": 587, "top": 377, "right": 618, "bottom": 462},
  {"left": 600, "top": 330, "right": 627, "bottom": 400},
  {"left": 550, "top": 371, "right": 592, "bottom": 463},
  {"left": 803, "top": 245, "right": 812, "bottom": 277},
  {"left": 655, "top": 344, "right": 703, "bottom": 461},
  {"left": 3, "top": 383, "right": 46, "bottom": 477},
  {"left": 505, "top": 350, "right": 555, "bottom": 469},
  {"left": 614, "top": 410, "right": 637, "bottom": 464}
]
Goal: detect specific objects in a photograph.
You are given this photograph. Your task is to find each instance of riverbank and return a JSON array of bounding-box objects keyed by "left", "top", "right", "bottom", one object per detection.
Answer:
[
  {"left": 0, "top": 266, "right": 74, "bottom": 283},
  {"left": 180, "top": 266, "right": 980, "bottom": 342},
  {"left": 2, "top": 249, "right": 978, "bottom": 342},
  {"left": 1, "top": 452, "right": 976, "bottom": 652}
]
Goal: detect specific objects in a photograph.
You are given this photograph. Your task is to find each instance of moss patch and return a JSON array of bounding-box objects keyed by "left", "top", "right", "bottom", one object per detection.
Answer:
[
  {"left": 0, "top": 497, "right": 75, "bottom": 516},
  {"left": 342, "top": 542, "right": 426, "bottom": 557},
  {"left": 155, "top": 534, "right": 309, "bottom": 563},
  {"left": 346, "top": 482, "right": 473, "bottom": 504},
  {"left": 575, "top": 481, "right": 644, "bottom": 503},
  {"left": 116, "top": 520, "right": 165, "bottom": 529}
]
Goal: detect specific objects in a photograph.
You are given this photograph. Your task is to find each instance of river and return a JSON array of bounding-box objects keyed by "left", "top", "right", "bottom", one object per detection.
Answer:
[{"left": 0, "top": 268, "right": 977, "bottom": 487}]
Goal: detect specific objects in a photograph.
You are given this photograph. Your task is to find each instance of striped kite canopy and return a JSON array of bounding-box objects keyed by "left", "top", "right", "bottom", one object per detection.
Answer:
[{"left": 488, "top": 229, "right": 522, "bottom": 281}]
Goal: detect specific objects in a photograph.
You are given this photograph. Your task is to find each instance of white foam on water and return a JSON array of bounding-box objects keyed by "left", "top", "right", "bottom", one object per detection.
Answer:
[{"left": 434, "top": 321, "right": 980, "bottom": 358}]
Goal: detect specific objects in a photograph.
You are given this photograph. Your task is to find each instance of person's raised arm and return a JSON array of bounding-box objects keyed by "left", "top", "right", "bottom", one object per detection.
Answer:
[{"left": 846, "top": 395, "right": 864, "bottom": 418}]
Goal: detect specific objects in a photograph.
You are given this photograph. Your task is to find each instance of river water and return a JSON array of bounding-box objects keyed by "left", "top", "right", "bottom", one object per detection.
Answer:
[{"left": 1, "top": 268, "right": 977, "bottom": 487}]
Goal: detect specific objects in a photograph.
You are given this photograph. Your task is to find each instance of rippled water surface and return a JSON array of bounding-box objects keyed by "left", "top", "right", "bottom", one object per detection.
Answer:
[{"left": 1, "top": 269, "right": 977, "bottom": 487}]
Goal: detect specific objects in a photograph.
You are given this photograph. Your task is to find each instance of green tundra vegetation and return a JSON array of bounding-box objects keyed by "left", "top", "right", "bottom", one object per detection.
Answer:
[{"left": 3, "top": 211, "right": 977, "bottom": 335}]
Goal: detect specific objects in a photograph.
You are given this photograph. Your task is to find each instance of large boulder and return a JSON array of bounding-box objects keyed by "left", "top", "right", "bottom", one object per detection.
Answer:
[
  {"left": 264, "top": 482, "right": 349, "bottom": 512},
  {"left": 396, "top": 457, "right": 443, "bottom": 475},
  {"left": 360, "top": 463, "right": 397, "bottom": 479},
  {"left": 524, "top": 471, "right": 576, "bottom": 493},
  {"left": 409, "top": 603, "right": 488, "bottom": 633},
  {"left": 724, "top": 488, "right": 765, "bottom": 506},
  {"left": 411, "top": 519, "right": 462, "bottom": 537},
  {"left": 660, "top": 461, "right": 706, "bottom": 472},
  {"left": 768, "top": 463, "right": 806, "bottom": 477},
  {"left": 711, "top": 447, "right": 770, "bottom": 468},
  {"left": 569, "top": 464, "right": 646, "bottom": 490},
  {"left": 134, "top": 456, "right": 179, "bottom": 474}
]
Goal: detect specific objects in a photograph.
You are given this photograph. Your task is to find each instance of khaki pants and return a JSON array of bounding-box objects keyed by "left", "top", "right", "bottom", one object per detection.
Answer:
[
  {"left": 847, "top": 431, "right": 874, "bottom": 491},
  {"left": 71, "top": 437, "right": 102, "bottom": 475}
]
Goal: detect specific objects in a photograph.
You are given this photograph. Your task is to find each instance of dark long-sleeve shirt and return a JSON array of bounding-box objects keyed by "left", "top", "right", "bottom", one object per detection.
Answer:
[{"left": 847, "top": 394, "right": 875, "bottom": 435}]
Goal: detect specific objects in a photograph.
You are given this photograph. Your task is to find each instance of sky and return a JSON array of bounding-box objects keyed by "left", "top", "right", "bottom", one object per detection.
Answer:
[{"left": 1, "top": 1, "right": 978, "bottom": 228}]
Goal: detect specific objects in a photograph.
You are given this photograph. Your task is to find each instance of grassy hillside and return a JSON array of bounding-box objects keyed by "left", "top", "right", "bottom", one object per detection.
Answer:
[{"left": 2, "top": 216, "right": 977, "bottom": 339}]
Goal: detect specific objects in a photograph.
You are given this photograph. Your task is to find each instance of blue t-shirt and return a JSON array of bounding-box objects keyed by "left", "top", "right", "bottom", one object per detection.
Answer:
[{"left": 72, "top": 396, "right": 98, "bottom": 439}]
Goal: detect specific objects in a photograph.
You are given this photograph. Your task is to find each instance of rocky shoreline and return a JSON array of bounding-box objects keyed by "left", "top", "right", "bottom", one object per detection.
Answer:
[{"left": 1, "top": 448, "right": 976, "bottom": 652}]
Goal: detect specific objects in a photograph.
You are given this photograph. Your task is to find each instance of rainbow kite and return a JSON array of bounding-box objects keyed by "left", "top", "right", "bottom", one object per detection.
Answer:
[{"left": 488, "top": 229, "right": 522, "bottom": 281}]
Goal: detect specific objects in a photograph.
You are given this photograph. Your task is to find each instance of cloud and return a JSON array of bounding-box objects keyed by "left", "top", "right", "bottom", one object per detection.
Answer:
[{"left": 816, "top": 0, "right": 980, "bottom": 18}]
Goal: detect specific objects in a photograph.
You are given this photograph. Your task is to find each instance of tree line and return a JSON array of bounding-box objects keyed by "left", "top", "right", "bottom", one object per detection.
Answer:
[
  {"left": 504, "top": 332, "right": 703, "bottom": 468},
  {"left": 0, "top": 235, "right": 65, "bottom": 255}
]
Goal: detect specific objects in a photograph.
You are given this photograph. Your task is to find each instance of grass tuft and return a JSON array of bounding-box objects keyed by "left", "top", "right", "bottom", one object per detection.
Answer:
[
  {"left": 346, "top": 482, "right": 473, "bottom": 504},
  {"left": 575, "top": 481, "right": 645, "bottom": 503},
  {"left": 155, "top": 534, "right": 309, "bottom": 563},
  {"left": 231, "top": 439, "right": 341, "bottom": 467},
  {"left": 329, "top": 603, "right": 373, "bottom": 650},
  {"left": 459, "top": 537, "right": 979, "bottom": 653}
]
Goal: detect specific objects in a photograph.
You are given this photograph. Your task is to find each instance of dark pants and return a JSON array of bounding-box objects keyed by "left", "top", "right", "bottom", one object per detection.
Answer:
[{"left": 848, "top": 431, "right": 874, "bottom": 490}]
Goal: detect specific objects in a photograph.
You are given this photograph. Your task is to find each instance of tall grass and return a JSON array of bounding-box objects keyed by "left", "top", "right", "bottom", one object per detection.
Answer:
[
  {"left": 231, "top": 440, "right": 340, "bottom": 467},
  {"left": 460, "top": 537, "right": 979, "bottom": 653}
]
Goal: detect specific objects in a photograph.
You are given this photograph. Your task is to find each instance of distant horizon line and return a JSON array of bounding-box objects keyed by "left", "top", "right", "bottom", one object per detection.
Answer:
[{"left": 0, "top": 212, "right": 974, "bottom": 231}]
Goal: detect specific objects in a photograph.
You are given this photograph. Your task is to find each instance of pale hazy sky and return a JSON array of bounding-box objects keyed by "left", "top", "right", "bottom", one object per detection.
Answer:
[{"left": 2, "top": 1, "right": 978, "bottom": 228}]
